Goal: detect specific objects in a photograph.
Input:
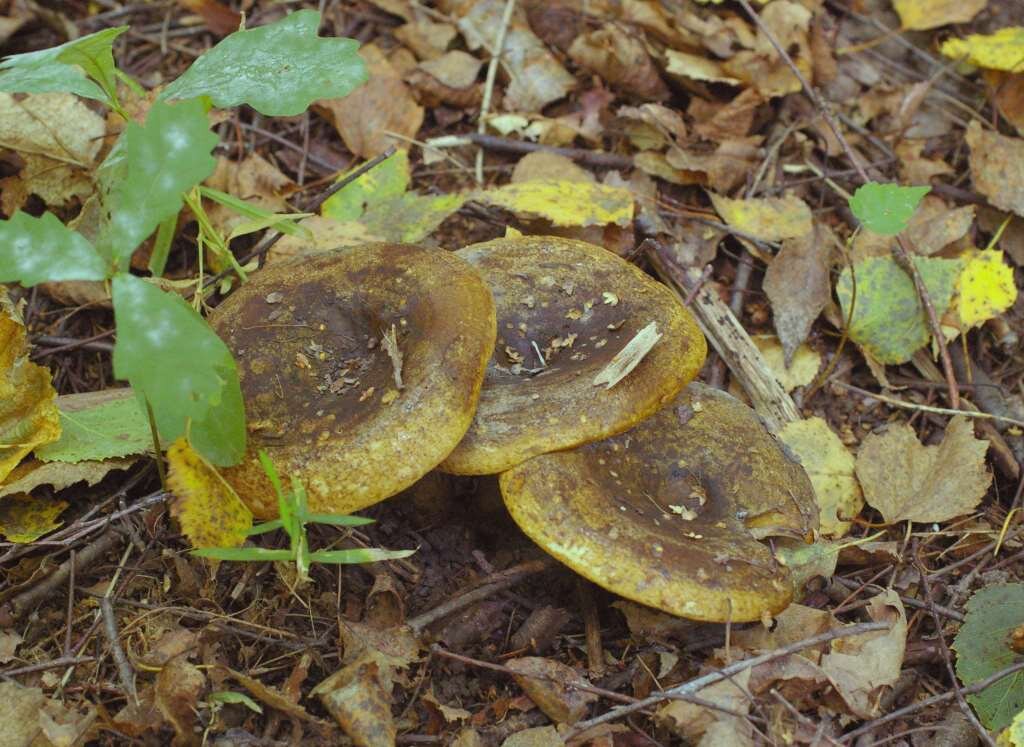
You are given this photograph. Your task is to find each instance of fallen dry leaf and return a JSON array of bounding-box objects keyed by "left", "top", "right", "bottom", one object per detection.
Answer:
[
  {"left": 942, "top": 27, "right": 1024, "bottom": 73},
  {"left": 0, "top": 492, "right": 68, "bottom": 542},
  {"left": 0, "top": 680, "right": 95, "bottom": 747},
  {"left": 893, "top": 0, "right": 986, "bottom": 31},
  {"left": 177, "top": 0, "right": 241, "bottom": 35},
  {"left": 506, "top": 657, "right": 596, "bottom": 725},
  {"left": 167, "top": 438, "right": 252, "bottom": 549},
  {"left": 0, "top": 92, "right": 105, "bottom": 211},
  {"left": 0, "top": 455, "right": 136, "bottom": 499},
  {"left": 511, "top": 151, "right": 594, "bottom": 184},
  {"left": 763, "top": 222, "right": 832, "bottom": 364},
  {"left": 721, "top": 1, "right": 812, "bottom": 98},
  {"left": 0, "top": 629, "right": 22, "bottom": 663},
  {"left": 751, "top": 336, "right": 820, "bottom": 393},
  {"left": 568, "top": 23, "right": 669, "bottom": 101},
  {"left": 155, "top": 653, "right": 206, "bottom": 746},
  {"left": 665, "top": 49, "right": 741, "bottom": 85},
  {"left": 966, "top": 120, "right": 1024, "bottom": 217},
  {"left": 657, "top": 668, "right": 754, "bottom": 746},
  {"left": 709, "top": 192, "right": 813, "bottom": 242},
  {"left": 475, "top": 180, "right": 634, "bottom": 227},
  {"left": 779, "top": 417, "right": 863, "bottom": 538},
  {"left": 0, "top": 290, "right": 61, "bottom": 483},
  {"left": 204, "top": 153, "right": 296, "bottom": 238},
  {"left": 821, "top": 591, "right": 907, "bottom": 718},
  {"left": 453, "top": 0, "right": 575, "bottom": 111},
  {"left": 394, "top": 20, "right": 458, "bottom": 60},
  {"left": 500, "top": 726, "right": 565, "bottom": 747},
  {"left": 316, "top": 44, "right": 424, "bottom": 158},
  {"left": 408, "top": 49, "right": 483, "bottom": 109},
  {"left": 855, "top": 416, "right": 991, "bottom": 524}
]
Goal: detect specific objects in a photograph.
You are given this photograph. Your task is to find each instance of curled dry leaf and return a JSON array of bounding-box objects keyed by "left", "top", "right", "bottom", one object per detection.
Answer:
[
  {"left": 155, "top": 653, "right": 207, "bottom": 746},
  {"left": 0, "top": 290, "right": 60, "bottom": 484},
  {"left": 0, "top": 457, "right": 136, "bottom": 499},
  {"left": 855, "top": 416, "right": 991, "bottom": 525},
  {"left": 966, "top": 120, "right": 1024, "bottom": 217},
  {"left": 763, "top": 222, "right": 831, "bottom": 364},
  {"left": 407, "top": 50, "right": 484, "bottom": 108},
  {"left": 658, "top": 669, "right": 754, "bottom": 746}
]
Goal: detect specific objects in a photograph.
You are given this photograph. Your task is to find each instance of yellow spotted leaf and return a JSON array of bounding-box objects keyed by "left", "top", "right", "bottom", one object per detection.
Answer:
[
  {"left": 751, "top": 335, "right": 821, "bottom": 392},
  {"left": 0, "top": 493, "right": 68, "bottom": 543},
  {"left": 893, "top": 0, "right": 987, "bottom": 31},
  {"left": 0, "top": 291, "right": 60, "bottom": 483},
  {"left": 956, "top": 249, "right": 1018, "bottom": 327},
  {"left": 708, "top": 192, "right": 813, "bottom": 242},
  {"left": 779, "top": 417, "right": 863, "bottom": 538},
  {"left": 941, "top": 28, "right": 1024, "bottom": 73},
  {"left": 475, "top": 180, "right": 634, "bottom": 227},
  {"left": 167, "top": 438, "right": 252, "bottom": 548}
]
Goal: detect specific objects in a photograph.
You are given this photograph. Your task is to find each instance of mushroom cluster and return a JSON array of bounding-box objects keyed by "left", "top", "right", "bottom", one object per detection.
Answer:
[{"left": 211, "top": 235, "right": 817, "bottom": 621}]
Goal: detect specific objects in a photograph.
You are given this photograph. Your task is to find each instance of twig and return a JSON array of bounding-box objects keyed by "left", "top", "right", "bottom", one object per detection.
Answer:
[
  {"left": 2, "top": 656, "right": 96, "bottom": 677},
  {"left": 646, "top": 242, "right": 801, "bottom": 432},
  {"left": 475, "top": 0, "right": 516, "bottom": 184},
  {"left": 735, "top": 0, "right": 960, "bottom": 410},
  {"left": 434, "top": 132, "right": 635, "bottom": 170},
  {"left": 101, "top": 543, "right": 137, "bottom": 700},
  {"left": 916, "top": 555, "right": 996, "bottom": 747},
  {"left": 828, "top": 380, "right": 1024, "bottom": 429},
  {"left": 0, "top": 529, "right": 122, "bottom": 626},
  {"left": 565, "top": 621, "right": 890, "bottom": 737},
  {"left": 408, "top": 559, "right": 552, "bottom": 633},
  {"left": 841, "top": 659, "right": 1024, "bottom": 742}
]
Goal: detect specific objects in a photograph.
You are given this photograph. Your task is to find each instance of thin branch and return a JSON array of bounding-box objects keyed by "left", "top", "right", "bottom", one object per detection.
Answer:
[{"left": 566, "top": 621, "right": 891, "bottom": 736}]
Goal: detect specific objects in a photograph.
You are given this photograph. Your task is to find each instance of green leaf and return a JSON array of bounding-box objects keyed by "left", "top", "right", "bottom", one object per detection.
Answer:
[
  {"left": 192, "top": 546, "right": 293, "bottom": 561},
  {"left": 953, "top": 583, "right": 1024, "bottom": 730},
  {"left": 0, "top": 26, "right": 127, "bottom": 103},
  {"left": 309, "top": 548, "right": 416, "bottom": 564},
  {"left": 0, "top": 212, "right": 109, "bottom": 286},
  {"left": 836, "top": 255, "right": 961, "bottom": 364},
  {"left": 848, "top": 183, "right": 930, "bottom": 236},
  {"left": 303, "top": 513, "right": 375, "bottom": 527},
  {"left": 247, "top": 519, "right": 284, "bottom": 535},
  {"left": 111, "top": 273, "right": 245, "bottom": 466},
  {"left": 200, "top": 186, "right": 310, "bottom": 238},
  {"left": 35, "top": 390, "right": 151, "bottom": 463},
  {"left": 160, "top": 10, "right": 367, "bottom": 116},
  {"left": 148, "top": 214, "right": 178, "bottom": 277},
  {"left": 209, "top": 691, "right": 263, "bottom": 714},
  {"left": 99, "top": 99, "right": 218, "bottom": 270}
]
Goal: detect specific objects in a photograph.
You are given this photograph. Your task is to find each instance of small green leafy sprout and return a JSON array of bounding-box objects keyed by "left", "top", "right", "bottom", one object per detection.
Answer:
[{"left": 191, "top": 452, "right": 414, "bottom": 580}]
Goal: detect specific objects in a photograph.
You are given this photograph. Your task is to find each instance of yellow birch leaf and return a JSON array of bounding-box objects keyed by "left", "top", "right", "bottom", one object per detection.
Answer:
[
  {"left": 779, "top": 417, "right": 863, "bottom": 538},
  {"left": 167, "top": 438, "right": 252, "bottom": 549},
  {"left": 751, "top": 335, "right": 821, "bottom": 392},
  {"left": 941, "top": 28, "right": 1024, "bottom": 73},
  {"left": 893, "top": 0, "right": 987, "bottom": 31},
  {"left": 0, "top": 493, "right": 68, "bottom": 543},
  {"left": 475, "top": 180, "right": 634, "bottom": 227},
  {"left": 956, "top": 249, "right": 1018, "bottom": 327},
  {"left": 708, "top": 192, "right": 813, "bottom": 242},
  {"left": 0, "top": 290, "right": 60, "bottom": 483}
]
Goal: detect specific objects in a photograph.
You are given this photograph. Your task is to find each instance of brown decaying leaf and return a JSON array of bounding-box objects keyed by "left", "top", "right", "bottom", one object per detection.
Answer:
[
  {"left": 0, "top": 457, "right": 137, "bottom": 499},
  {"left": 569, "top": 23, "right": 669, "bottom": 101},
  {"left": 315, "top": 44, "right": 424, "bottom": 159},
  {"left": 966, "top": 119, "right": 1024, "bottom": 218},
  {"left": 988, "top": 71, "right": 1024, "bottom": 135},
  {"left": 855, "top": 416, "right": 991, "bottom": 524},
  {"left": 394, "top": 20, "right": 458, "bottom": 60},
  {"left": 506, "top": 657, "right": 597, "bottom": 725},
  {"left": 204, "top": 153, "right": 296, "bottom": 237},
  {"left": 406, "top": 50, "right": 484, "bottom": 109},
  {"left": 155, "top": 653, "right": 206, "bottom": 747},
  {"left": 763, "top": 222, "right": 832, "bottom": 364},
  {"left": 0, "top": 679, "right": 96, "bottom": 747}
]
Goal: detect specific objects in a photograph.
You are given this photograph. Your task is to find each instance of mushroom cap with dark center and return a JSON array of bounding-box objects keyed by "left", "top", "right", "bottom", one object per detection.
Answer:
[
  {"left": 440, "top": 236, "right": 707, "bottom": 475},
  {"left": 499, "top": 382, "right": 818, "bottom": 622},
  {"left": 209, "top": 244, "right": 496, "bottom": 518}
]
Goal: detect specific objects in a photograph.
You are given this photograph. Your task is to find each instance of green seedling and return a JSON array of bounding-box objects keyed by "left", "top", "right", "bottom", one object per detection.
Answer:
[{"left": 192, "top": 452, "right": 414, "bottom": 580}]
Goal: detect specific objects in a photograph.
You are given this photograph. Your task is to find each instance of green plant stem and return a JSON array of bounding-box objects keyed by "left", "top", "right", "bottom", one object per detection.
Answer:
[{"left": 143, "top": 397, "right": 167, "bottom": 491}]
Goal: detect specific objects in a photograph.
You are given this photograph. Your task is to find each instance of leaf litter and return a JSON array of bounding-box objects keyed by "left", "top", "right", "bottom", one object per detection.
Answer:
[{"left": 3, "top": 0, "right": 1024, "bottom": 744}]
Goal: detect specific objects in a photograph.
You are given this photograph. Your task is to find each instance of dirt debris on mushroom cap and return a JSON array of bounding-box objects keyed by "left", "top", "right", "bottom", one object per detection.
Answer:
[
  {"left": 209, "top": 243, "right": 496, "bottom": 518},
  {"left": 439, "top": 235, "right": 708, "bottom": 475},
  {"left": 499, "top": 382, "right": 819, "bottom": 623}
]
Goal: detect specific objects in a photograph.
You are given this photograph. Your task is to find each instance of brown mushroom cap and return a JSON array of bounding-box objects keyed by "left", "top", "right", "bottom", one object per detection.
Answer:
[
  {"left": 499, "top": 382, "right": 819, "bottom": 622},
  {"left": 209, "top": 244, "right": 496, "bottom": 518},
  {"left": 440, "top": 236, "right": 707, "bottom": 475}
]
